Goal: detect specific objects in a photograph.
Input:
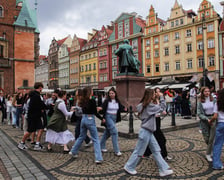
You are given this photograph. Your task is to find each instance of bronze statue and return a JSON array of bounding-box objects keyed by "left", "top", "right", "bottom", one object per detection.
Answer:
[{"left": 115, "top": 39, "right": 140, "bottom": 74}]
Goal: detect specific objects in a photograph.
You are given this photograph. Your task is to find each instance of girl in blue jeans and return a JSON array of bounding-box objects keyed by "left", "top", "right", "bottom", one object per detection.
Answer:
[
  {"left": 100, "top": 87, "right": 126, "bottom": 156},
  {"left": 124, "top": 88, "right": 173, "bottom": 177},
  {"left": 211, "top": 89, "right": 224, "bottom": 170},
  {"left": 69, "top": 87, "right": 105, "bottom": 164}
]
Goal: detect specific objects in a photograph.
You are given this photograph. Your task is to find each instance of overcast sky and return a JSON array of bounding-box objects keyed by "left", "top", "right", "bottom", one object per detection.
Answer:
[{"left": 29, "top": 0, "right": 222, "bottom": 55}]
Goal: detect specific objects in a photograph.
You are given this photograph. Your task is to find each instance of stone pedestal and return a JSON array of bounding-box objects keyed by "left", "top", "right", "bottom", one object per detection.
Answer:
[{"left": 115, "top": 75, "right": 147, "bottom": 111}]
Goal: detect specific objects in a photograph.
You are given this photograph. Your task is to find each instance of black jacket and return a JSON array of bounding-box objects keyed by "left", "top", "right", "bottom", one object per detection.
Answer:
[{"left": 101, "top": 99, "right": 126, "bottom": 123}]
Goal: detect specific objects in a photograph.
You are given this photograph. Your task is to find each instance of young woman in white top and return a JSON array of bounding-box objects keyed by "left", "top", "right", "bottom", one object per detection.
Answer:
[
  {"left": 197, "top": 87, "right": 216, "bottom": 162},
  {"left": 211, "top": 89, "right": 224, "bottom": 170},
  {"left": 6, "top": 95, "right": 13, "bottom": 125}
]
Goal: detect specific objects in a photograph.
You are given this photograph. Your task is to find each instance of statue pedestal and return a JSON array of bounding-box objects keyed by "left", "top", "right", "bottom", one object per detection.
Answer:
[{"left": 114, "top": 75, "right": 147, "bottom": 111}]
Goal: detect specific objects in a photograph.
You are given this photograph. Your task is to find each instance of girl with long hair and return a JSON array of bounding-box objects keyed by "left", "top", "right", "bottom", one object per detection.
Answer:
[
  {"left": 197, "top": 87, "right": 216, "bottom": 162},
  {"left": 211, "top": 89, "right": 224, "bottom": 169},
  {"left": 69, "top": 87, "right": 105, "bottom": 164},
  {"left": 124, "top": 88, "right": 173, "bottom": 177},
  {"left": 100, "top": 87, "right": 126, "bottom": 156}
]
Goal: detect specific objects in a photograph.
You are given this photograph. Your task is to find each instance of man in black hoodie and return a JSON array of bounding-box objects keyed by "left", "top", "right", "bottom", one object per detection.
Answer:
[{"left": 18, "top": 82, "right": 46, "bottom": 150}]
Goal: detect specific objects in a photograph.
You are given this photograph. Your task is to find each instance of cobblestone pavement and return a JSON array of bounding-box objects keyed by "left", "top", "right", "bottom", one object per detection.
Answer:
[{"left": 0, "top": 124, "right": 224, "bottom": 180}]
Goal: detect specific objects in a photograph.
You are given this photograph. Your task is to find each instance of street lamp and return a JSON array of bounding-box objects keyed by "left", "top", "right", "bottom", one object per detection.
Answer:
[{"left": 202, "top": 13, "right": 207, "bottom": 87}]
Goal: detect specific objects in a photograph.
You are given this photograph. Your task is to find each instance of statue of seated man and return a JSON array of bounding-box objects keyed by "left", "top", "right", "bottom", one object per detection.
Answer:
[{"left": 115, "top": 39, "right": 140, "bottom": 74}]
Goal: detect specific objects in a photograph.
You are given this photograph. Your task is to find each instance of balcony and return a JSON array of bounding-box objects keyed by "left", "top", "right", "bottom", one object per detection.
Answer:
[{"left": 0, "top": 57, "right": 12, "bottom": 68}]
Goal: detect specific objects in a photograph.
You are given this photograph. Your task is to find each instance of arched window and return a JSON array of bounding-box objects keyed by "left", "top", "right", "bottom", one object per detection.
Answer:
[{"left": 0, "top": 6, "right": 3, "bottom": 17}]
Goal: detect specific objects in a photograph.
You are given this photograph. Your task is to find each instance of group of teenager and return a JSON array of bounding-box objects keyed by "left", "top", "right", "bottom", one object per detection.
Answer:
[{"left": 7, "top": 81, "right": 224, "bottom": 176}]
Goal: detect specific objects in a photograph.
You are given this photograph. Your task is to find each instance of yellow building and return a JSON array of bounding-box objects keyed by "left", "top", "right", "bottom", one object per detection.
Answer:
[
  {"left": 143, "top": 0, "right": 220, "bottom": 88},
  {"left": 79, "top": 30, "right": 99, "bottom": 89}
]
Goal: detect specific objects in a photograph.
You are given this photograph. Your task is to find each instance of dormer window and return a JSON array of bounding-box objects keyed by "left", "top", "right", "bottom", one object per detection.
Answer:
[{"left": 0, "top": 6, "right": 4, "bottom": 17}]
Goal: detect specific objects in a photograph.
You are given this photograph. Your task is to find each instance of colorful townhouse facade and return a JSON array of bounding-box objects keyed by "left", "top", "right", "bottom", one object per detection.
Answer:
[
  {"left": 48, "top": 35, "right": 72, "bottom": 89},
  {"left": 109, "top": 12, "right": 146, "bottom": 84},
  {"left": 0, "top": 0, "right": 39, "bottom": 94},
  {"left": 97, "top": 25, "right": 113, "bottom": 89},
  {"left": 79, "top": 29, "right": 99, "bottom": 89},
  {"left": 69, "top": 34, "right": 87, "bottom": 89},
  {"left": 143, "top": 0, "right": 220, "bottom": 89},
  {"left": 58, "top": 44, "right": 70, "bottom": 89},
  {"left": 35, "top": 55, "right": 48, "bottom": 88}
]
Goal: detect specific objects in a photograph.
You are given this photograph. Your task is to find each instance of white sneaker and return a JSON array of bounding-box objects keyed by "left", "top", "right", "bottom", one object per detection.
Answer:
[
  {"left": 159, "top": 169, "right": 173, "bottom": 177},
  {"left": 69, "top": 151, "right": 78, "bottom": 158},
  {"left": 84, "top": 140, "right": 93, "bottom": 147},
  {"left": 34, "top": 144, "right": 44, "bottom": 151},
  {"left": 115, "top": 152, "right": 122, "bottom": 156},
  {"left": 95, "top": 160, "right": 103, "bottom": 164},
  {"left": 165, "top": 156, "right": 172, "bottom": 161},
  {"left": 124, "top": 166, "right": 137, "bottom": 175},
  {"left": 206, "top": 155, "right": 212, "bottom": 162},
  {"left": 101, "top": 149, "right": 108, "bottom": 152},
  {"left": 18, "top": 142, "right": 28, "bottom": 150}
]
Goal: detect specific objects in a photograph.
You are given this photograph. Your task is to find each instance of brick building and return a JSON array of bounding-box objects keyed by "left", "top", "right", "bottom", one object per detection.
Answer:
[{"left": 0, "top": 0, "right": 39, "bottom": 94}]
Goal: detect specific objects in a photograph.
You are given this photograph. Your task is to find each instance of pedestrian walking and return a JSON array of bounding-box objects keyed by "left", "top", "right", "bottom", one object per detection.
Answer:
[
  {"left": 11, "top": 94, "right": 17, "bottom": 128},
  {"left": 71, "top": 89, "right": 92, "bottom": 146},
  {"left": 18, "top": 82, "right": 46, "bottom": 151},
  {"left": 197, "top": 86, "right": 216, "bottom": 162},
  {"left": 100, "top": 87, "right": 126, "bottom": 156},
  {"left": 15, "top": 92, "right": 24, "bottom": 129},
  {"left": 211, "top": 89, "right": 224, "bottom": 170},
  {"left": 69, "top": 86, "right": 105, "bottom": 164},
  {"left": 0, "top": 90, "right": 6, "bottom": 125},
  {"left": 46, "top": 90, "right": 75, "bottom": 153},
  {"left": 124, "top": 88, "right": 173, "bottom": 177},
  {"left": 6, "top": 95, "right": 13, "bottom": 125},
  {"left": 143, "top": 87, "right": 172, "bottom": 161}
]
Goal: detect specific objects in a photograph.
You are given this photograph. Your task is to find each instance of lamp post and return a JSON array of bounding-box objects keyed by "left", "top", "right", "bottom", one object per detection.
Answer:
[{"left": 202, "top": 13, "right": 207, "bottom": 87}]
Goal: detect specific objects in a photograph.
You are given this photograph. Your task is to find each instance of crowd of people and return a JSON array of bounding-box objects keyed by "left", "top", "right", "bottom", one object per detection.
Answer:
[{"left": 1, "top": 82, "right": 224, "bottom": 176}]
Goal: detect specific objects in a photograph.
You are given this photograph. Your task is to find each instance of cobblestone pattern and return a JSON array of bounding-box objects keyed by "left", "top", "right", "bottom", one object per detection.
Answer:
[{"left": 1, "top": 124, "right": 224, "bottom": 179}]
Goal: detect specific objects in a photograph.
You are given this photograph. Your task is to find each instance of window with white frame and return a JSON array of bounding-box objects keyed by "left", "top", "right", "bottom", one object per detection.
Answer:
[
  {"left": 118, "top": 23, "right": 123, "bottom": 39},
  {"left": 186, "top": 29, "right": 192, "bottom": 37},
  {"left": 171, "top": 21, "right": 174, "bottom": 27},
  {"left": 104, "top": 74, "right": 108, "bottom": 81},
  {"left": 154, "top": 49, "right": 159, "bottom": 57},
  {"left": 155, "top": 64, "right": 159, "bottom": 72},
  {"left": 112, "top": 58, "right": 117, "bottom": 66},
  {"left": 112, "top": 71, "right": 117, "bottom": 79},
  {"left": 93, "top": 75, "right": 96, "bottom": 82},
  {"left": 100, "top": 75, "right": 103, "bottom": 82},
  {"left": 175, "top": 61, "right": 181, "bottom": 70},
  {"left": 187, "top": 59, "right": 193, "bottom": 69},
  {"left": 132, "top": 39, "right": 138, "bottom": 49},
  {"left": 99, "top": 49, "right": 103, "bottom": 56},
  {"left": 100, "top": 62, "right": 103, "bottom": 69},
  {"left": 197, "top": 41, "right": 203, "bottom": 50},
  {"left": 175, "top": 20, "right": 179, "bottom": 26},
  {"left": 93, "top": 63, "right": 96, "bottom": 70},
  {"left": 180, "top": 19, "right": 183, "bottom": 25},
  {"left": 209, "top": 56, "right": 215, "bottom": 66},
  {"left": 104, "top": 49, "right": 107, "bottom": 55},
  {"left": 187, "top": 43, "right": 192, "bottom": 52},
  {"left": 164, "top": 48, "right": 169, "bottom": 56},
  {"left": 154, "top": 37, "right": 159, "bottom": 44},
  {"left": 207, "top": 24, "right": 214, "bottom": 32},
  {"left": 208, "top": 39, "right": 214, "bottom": 48},
  {"left": 146, "top": 51, "right": 150, "bottom": 59},
  {"left": 164, "top": 63, "right": 169, "bottom": 71},
  {"left": 146, "top": 39, "right": 150, "bottom": 46},
  {"left": 124, "top": 21, "right": 130, "bottom": 37},
  {"left": 175, "top": 45, "right": 180, "bottom": 54},
  {"left": 197, "top": 26, "right": 202, "bottom": 35},
  {"left": 175, "top": 32, "right": 180, "bottom": 39},
  {"left": 164, "top": 35, "right": 169, "bottom": 42},
  {"left": 198, "top": 57, "right": 204, "bottom": 68}
]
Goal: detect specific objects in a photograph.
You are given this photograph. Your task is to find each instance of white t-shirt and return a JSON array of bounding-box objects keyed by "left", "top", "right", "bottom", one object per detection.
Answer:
[
  {"left": 213, "top": 103, "right": 224, "bottom": 123},
  {"left": 107, "top": 100, "right": 119, "bottom": 114},
  {"left": 202, "top": 97, "right": 214, "bottom": 115}
]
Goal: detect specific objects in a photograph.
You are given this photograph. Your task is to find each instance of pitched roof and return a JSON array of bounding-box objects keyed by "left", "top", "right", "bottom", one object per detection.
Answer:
[
  {"left": 57, "top": 37, "right": 68, "bottom": 46},
  {"left": 14, "top": 0, "right": 38, "bottom": 32},
  {"left": 135, "top": 17, "right": 146, "bottom": 29}
]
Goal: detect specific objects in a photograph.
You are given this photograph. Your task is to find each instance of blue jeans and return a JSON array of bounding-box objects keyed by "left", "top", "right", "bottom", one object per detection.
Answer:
[
  {"left": 213, "top": 122, "right": 224, "bottom": 169},
  {"left": 124, "top": 128, "right": 170, "bottom": 172},
  {"left": 100, "top": 113, "right": 120, "bottom": 153},
  {"left": 16, "top": 107, "right": 23, "bottom": 127},
  {"left": 70, "top": 114, "right": 103, "bottom": 161}
]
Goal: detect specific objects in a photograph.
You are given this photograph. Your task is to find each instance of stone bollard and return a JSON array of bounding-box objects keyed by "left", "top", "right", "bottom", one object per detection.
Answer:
[{"left": 129, "top": 106, "right": 134, "bottom": 134}]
